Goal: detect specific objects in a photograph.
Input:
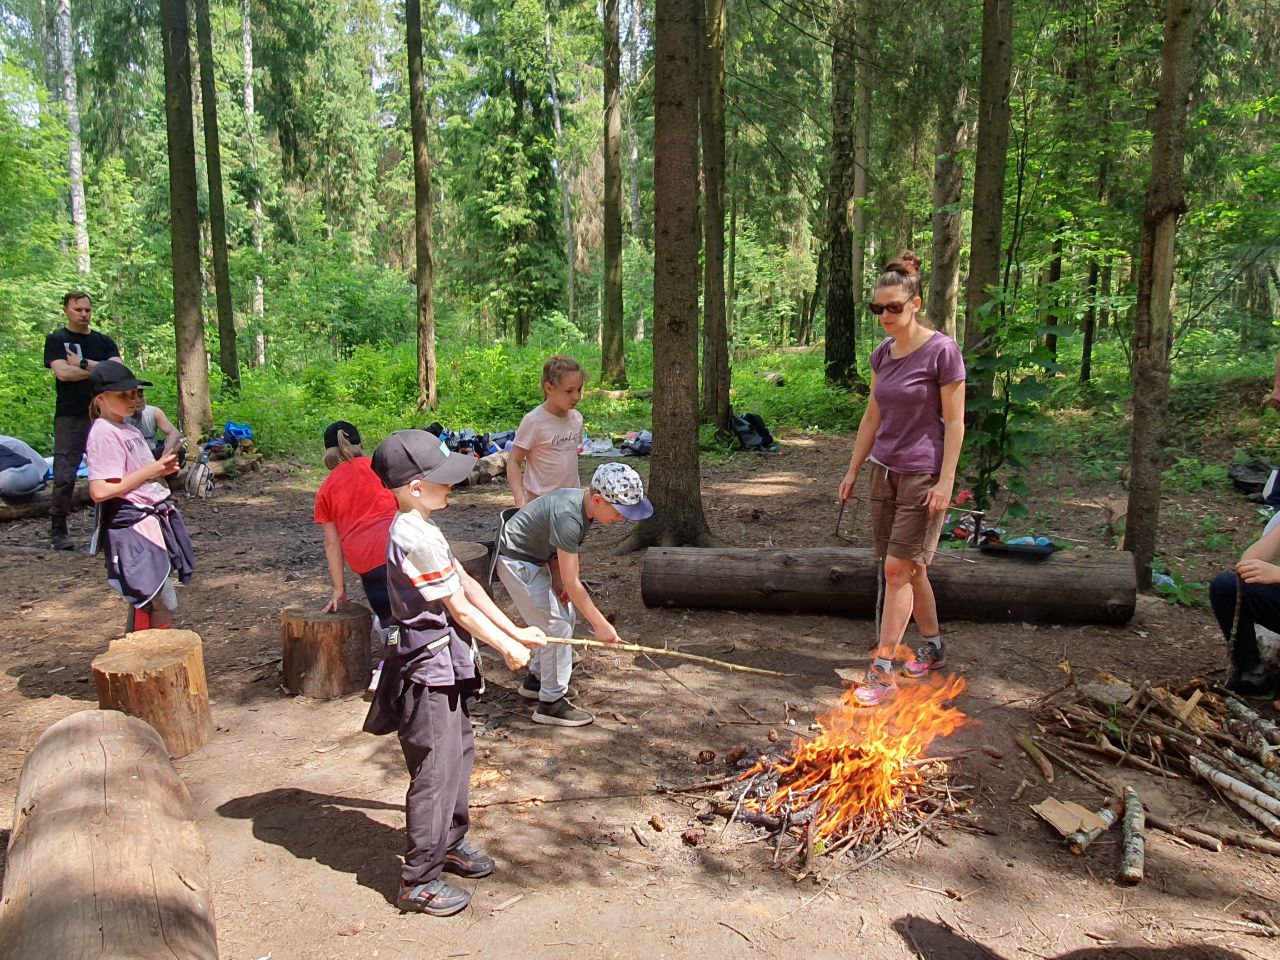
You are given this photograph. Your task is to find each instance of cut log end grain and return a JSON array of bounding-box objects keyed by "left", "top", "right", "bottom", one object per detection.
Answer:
[{"left": 91, "top": 629, "right": 212, "bottom": 758}]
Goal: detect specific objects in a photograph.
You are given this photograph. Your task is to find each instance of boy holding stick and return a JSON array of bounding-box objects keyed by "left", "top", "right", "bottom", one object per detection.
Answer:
[{"left": 496, "top": 462, "right": 652, "bottom": 726}]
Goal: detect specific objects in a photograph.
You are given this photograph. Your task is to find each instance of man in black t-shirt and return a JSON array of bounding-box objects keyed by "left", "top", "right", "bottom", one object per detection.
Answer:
[{"left": 43, "top": 291, "right": 120, "bottom": 550}]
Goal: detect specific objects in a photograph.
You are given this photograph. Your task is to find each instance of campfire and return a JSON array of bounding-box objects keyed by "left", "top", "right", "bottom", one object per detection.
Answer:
[{"left": 726, "top": 674, "right": 968, "bottom": 864}]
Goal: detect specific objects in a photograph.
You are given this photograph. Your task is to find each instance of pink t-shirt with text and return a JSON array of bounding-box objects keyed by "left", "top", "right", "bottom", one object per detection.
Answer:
[
  {"left": 86, "top": 417, "right": 171, "bottom": 547},
  {"left": 512, "top": 404, "right": 583, "bottom": 497}
]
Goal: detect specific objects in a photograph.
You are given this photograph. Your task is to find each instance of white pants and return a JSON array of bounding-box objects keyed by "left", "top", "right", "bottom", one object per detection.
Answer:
[{"left": 496, "top": 556, "right": 575, "bottom": 702}]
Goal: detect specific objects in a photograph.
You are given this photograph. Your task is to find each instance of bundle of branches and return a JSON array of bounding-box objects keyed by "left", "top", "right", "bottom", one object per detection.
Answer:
[{"left": 1038, "top": 672, "right": 1280, "bottom": 857}]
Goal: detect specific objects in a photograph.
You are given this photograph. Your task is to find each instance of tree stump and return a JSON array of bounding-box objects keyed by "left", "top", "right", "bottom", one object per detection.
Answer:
[
  {"left": 0, "top": 710, "right": 218, "bottom": 959},
  {"left": 281, "top": 604, "right": 371, "bottom": 698},
  {"left": 452, "top": 541, "right": 490, "bottom": 584},
  {"left": 91, "top": 629, "right": 213, "bottom": 758}
]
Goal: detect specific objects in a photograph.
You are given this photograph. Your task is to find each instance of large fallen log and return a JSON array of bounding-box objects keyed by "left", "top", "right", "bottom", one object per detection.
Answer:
[
  {"left": 0, "top": 482, "right": 91, "bottom": 521},
  {"left": 0, "top": 710, "right": 218, "bottom": 959},
  {"left": 641, "top": 546, "right": 1136, "bottom": 624}
]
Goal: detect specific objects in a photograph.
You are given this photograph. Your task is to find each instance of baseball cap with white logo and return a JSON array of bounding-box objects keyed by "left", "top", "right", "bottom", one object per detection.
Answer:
[{"left": 590, "top": 462, "right": 653, "bottom": 521}]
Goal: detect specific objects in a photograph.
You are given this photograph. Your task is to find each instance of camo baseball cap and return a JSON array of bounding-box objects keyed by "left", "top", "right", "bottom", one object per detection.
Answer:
[{"left": 590, "top": 462, "right": 653, "bottom": 521}]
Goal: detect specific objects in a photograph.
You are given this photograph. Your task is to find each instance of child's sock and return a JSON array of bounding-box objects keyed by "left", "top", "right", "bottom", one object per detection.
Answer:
[
  {"left": 872, "top": 656, "right": 893, "bottom": 675},
  {"left": 921, "top": 635, "right": 942, "bottom": 650}
]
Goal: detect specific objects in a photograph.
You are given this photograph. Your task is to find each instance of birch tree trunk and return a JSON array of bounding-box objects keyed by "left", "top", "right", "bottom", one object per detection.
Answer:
[
  {"left": 56, "top": 0, "right": 90, "bottom": 274},
  {"left": 195, "top": 0, "right": 240, "bottom": 392},
  {"left": 161, "top": 0, "right": 214, "bottom": 437},
  {"left": 1126, "top": 0, "right": 1204, "bottom": 589},
  {"left": 601, "top": 0, "right": 628, "bottom": 387},
  {"left": 242, "top": 0, "right": 265, "bottom": 363},
  {"left": 407, "top": 0, "right": 437, "bottom": 409}
]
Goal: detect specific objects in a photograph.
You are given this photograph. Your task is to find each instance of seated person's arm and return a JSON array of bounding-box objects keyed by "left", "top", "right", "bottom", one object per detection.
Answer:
[
  {"left": 152, "top": 407, "right": 183, "bottom": 453},
  {"left": 554, "top": 549, "right": 621, "bottom": 643},
  {"left": 1238, "top": 524, "right": 1280, "bottom": 584},
  {"left": 506, "top": 445, "right": 530, "bottom": 507}
]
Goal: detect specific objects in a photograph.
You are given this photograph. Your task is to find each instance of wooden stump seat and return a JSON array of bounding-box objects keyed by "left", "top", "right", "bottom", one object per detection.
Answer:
[
  {"left": 280, "top": 604, "right": 371, "bottom": 698},
  {"left": 91, "top": 629, "right": 213, "bottom": 758}
]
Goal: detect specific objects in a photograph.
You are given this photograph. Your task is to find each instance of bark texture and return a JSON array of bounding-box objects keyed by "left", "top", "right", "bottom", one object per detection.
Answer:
[{"left": 407, "top": 0, "right": 437, "bottom": 409}]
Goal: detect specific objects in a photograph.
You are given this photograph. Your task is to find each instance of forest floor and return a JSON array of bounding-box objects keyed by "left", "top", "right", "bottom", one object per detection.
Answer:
[{"left": 0, "top": 431, "right": 1277, "bottom": 960}]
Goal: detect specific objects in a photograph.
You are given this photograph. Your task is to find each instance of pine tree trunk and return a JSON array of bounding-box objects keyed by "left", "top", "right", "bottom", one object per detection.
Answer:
[
  {"left": 1126, "top": 0, "right": 1204, "bottom": 590},
  {"left": 545, "top": 11, "right": 577, "bottom": 328},
  {"left": 195, "top": 0, "right": 240, "bottom": 393},
  {"left": 620, "top": 0, "right": 712, "bottom": 552},
  {"left": 56, "top": 0, "right": 90, "bottom": 274},
  {"left": 928, "top": 78, "right": 968, "bottom": 340},
  {"left": 699, "top": 0, "right": 728, "bottom": 430},
  {"left": 823, "top": 0, "right": 858, "bottom": 387},
  {"left": 242, "top": 0, "right": 265, "bottom": 353},
  {"left": 1082, "top": 257, "right": 1098, "bottom": 382},
  {"left": 848, "top": 3, "right": 873, "bottom": 333},
  {"left": 407, "top": 0, "right": 437, "bottom": 410},
  {"left": 161, "top": 0, "right": 214, "bottom": 438},
  {"left": 964, "top": 0, "right": 1013, "bottom": 373},
  {"left": 725, "top": 129, "right": 738, "bottom": 342},
  {"left": 601, "top": 0, "right": 628, "bottom": 388}
]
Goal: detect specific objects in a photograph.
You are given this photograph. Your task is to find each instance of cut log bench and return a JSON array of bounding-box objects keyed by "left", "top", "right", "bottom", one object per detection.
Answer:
[
  {"left": 641, "top": 546, "right": 1137, "bottom": 624},
  {"left": 0, "top": 710, "right": 218, "bottom": 959},
  {"left": 91, "top": 629, "right": 213, "bottom": 758},
  {"left": 452, "top": 540, "right": 490, "bottom": 584},
  {"left": 281, "top": 604, "right": 372, "bottom": 698}
]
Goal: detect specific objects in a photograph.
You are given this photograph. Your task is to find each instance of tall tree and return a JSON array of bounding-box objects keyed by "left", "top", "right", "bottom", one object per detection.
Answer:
[
  {"left": 407, "top": 0, "right": 436, "bottom": 409},
  {"left": 1126, "top": 0, "right": 1205, "bottom": 589},
  {"left": 55, "top": 0, "right": 89, "bottom": 273},
  {"left": 823, "top": 0, "right": 858, "bottom": 386},
  {"left": 241, "top": 0, "right": 265, "bottom": 366},
  {"left": 160, "top": 0, "right": 213, "bottom": 436},
  {"left": 544, "top": 4, "right": 576, "bottom": 327},
  {"left": 621, "top": 0, "right": 712, "bottom": 550},
  {"left": 194, "top": 0, "right": 239, "bottom": 392},
  {"left": 928, "top": 22, "right": 969, "bottom": 340},
  {"left": 601, "top": 0, "right": 628, "bottom": 387},
  {"left": 699, "top": 0, "right": 728, "bottom": 430},
  {"left": 963, "top": 0, "right": 1013, "bottom": 365}
]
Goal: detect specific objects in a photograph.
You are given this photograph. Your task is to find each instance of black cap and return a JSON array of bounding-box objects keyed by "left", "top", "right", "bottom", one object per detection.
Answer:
[
  {"left": 323, "top": 421, "right": 361, "bottom": 449},
  {"left": 371, "top": 429, "right": 476, "bottom": 489},
  {"left": 90, "top": 360, "right": 152, "bottom": 396}
]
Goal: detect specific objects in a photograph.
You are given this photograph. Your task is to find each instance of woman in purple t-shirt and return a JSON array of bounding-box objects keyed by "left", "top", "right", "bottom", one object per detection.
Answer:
[{"left": 838, "top": 251, "right": 966, "bottom": 706}]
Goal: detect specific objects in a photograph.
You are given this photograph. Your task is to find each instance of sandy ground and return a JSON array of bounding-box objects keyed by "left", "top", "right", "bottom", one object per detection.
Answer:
[{"left": 1, "top": 435, "right": 1277, "bottom": 960}]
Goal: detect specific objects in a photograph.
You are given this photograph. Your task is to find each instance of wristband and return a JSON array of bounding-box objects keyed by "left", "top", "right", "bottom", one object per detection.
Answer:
[{"left": 78, "top": 358, "right": 88, "bottom": 370}]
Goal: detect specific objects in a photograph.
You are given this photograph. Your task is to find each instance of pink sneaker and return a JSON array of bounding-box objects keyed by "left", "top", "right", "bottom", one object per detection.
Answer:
[
  {"left": 853, "top": 667, "right": 897, "bottom": 706},
  {"left": 903, "top": 643, "right": 946, "bottom": 678}
]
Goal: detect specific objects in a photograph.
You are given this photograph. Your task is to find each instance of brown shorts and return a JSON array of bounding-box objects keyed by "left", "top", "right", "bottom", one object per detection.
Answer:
[{"left": 869, "top": 463, "right": 947, "bottom": 564}]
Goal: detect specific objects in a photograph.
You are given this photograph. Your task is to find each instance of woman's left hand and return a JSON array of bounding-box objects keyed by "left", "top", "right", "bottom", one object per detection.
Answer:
[{"left": 924, "top": 480, "right": 953, "bottom": 515}]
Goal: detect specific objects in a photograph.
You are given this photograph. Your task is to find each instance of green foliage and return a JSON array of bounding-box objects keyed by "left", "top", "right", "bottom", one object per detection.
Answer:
[{"left": 1161, "top": 456, "right": 1229, "bottom": 492}]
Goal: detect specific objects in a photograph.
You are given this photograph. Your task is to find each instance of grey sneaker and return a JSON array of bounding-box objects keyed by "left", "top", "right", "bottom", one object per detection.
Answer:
[
  {"left": 398, "top": 878, "right": 471, "bottom": 917},
  {"left": 903, "top": 642, "right": 946, "bottom": 678},
  {"left": 532, "top": 697, "right": 593, "bottom": 727},
  {"left": 517, "top": 675, "right": 576, "bottom": 701}
]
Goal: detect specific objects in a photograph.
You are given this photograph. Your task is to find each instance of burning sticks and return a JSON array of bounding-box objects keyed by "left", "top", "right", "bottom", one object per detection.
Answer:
[{"left": 706, "top": 675, "right": 968, "bottom": 871}]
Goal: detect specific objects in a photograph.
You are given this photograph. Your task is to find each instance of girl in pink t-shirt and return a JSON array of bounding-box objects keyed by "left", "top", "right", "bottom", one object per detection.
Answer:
[
  {"left": 837, "top": 251, "right": 966, "bottom": 706},
  {"left": 85, "top": 361, "right": 188, "bottom": 631},
  {"left": 506, "top": 355, "right": 585, "bottom": 507}
]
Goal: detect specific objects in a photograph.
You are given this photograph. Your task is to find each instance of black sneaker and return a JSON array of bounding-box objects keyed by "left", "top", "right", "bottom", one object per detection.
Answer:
[
  {"left": 532, "top": 697, "right": 593, "bottom": 727},
  {"left": 51, "top": 532, "right": 74, "bottom": 551},
  {"left": 398, "top": 878, "right": 471, "bottom": 917},
  {"left": 443, "top": 839, "right": 494, "bottom": 879},
  {"left": 517, "top": 675, "right": 576, "bottom": 701},
  {"left": 1226, "top": 667, "right": 1278, "bottom": 699}
]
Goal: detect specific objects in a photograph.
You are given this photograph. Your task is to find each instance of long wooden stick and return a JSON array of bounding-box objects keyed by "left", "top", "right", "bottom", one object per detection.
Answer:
[
  {"left": 544, "top": 637, "right": 793, "bottom": 677},
  {"left": 1187, "top": 821, "right": 1280, "bottom": 857},
  {"left": 1225, "top": 697, "right": 1280, "bottom": 747},
  {"left": 1144, "top": 814, "right": 1222, "bottom": 852},
  {"left": 1015, "top": 733, "right": 1054, "bottom": 782},
  {"left": 1189, "top": 756, "right": 1280, "bottom": 819}
]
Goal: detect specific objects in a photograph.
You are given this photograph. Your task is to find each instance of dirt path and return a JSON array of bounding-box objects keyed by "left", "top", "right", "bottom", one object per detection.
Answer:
[{"left": 0, "top": 438, "right": 1276, "bottom": 960}]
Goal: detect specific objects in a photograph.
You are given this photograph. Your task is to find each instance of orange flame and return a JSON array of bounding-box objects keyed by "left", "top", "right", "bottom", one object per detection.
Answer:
[{"left": 747, "top": 674, "right": 966, "bottom": 841}]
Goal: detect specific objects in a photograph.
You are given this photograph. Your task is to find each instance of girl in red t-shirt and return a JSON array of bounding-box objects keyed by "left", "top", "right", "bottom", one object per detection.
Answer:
[{"left": 314, "top": 421, "right": 398, "bottom": 622}]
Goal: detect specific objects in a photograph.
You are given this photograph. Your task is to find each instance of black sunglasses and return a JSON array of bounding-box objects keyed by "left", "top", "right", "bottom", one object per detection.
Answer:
[{"left": 867, "top": 298, "right": 914, "bottom": 316}]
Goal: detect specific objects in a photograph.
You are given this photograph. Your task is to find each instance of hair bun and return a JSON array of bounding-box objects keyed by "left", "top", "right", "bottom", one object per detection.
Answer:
[{"left": 886, "top": 249, "right": 922, "bottom": 277}]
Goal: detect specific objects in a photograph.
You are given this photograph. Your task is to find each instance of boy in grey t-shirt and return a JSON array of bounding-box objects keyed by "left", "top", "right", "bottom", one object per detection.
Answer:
[{"left": 497, "top": 462, "right": 653, "bottom": 726}]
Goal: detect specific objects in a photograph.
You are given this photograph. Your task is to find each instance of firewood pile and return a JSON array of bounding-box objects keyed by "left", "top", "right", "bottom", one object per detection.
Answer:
[{"left": 1032, "top": 671, "right": 1280, "bottom": 867}]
